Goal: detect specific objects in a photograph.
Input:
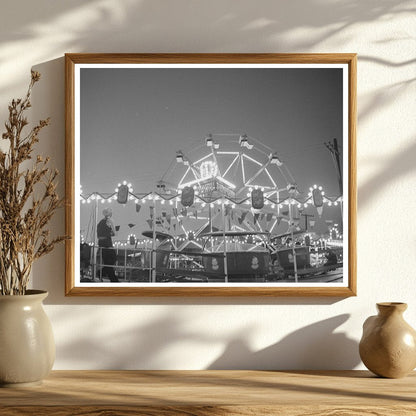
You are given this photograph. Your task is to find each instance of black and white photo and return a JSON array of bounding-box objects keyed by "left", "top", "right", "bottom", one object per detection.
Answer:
[{"left": 65, "top": 54, "right": 356, "bottom": 296}]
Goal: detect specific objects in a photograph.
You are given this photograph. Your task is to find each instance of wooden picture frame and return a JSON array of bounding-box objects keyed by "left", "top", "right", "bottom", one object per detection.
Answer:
[{"left": 65, "top": 53, "right": 356, "bottom": 296}]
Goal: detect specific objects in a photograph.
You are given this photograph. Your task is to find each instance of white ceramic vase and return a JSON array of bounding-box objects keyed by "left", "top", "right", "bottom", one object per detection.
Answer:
[{"left": 0, "top": 290, "right": 55, "bottom": 387}]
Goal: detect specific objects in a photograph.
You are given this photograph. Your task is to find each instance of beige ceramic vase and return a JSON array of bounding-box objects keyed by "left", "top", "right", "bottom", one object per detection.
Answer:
[
  {"left": 359, "top": 302, "right": 416, "bottom": 378},
  {"left": 0, "top": 290, "right": 55, "bottom": 387}
]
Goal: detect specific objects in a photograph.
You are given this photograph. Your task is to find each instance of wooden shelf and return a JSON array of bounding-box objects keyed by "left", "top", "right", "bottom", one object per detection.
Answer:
[{"left": 1, "top": 370, "right": 415, "bottom": 415}]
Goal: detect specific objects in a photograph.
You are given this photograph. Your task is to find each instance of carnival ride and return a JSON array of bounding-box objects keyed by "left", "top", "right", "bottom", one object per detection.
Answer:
[{"left": 80, "top": 133, "right": 343, "bottom": 283}]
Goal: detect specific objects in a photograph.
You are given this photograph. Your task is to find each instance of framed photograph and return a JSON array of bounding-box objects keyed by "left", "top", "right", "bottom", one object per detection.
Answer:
[{"left": 65, "top": 53, "right": 356, "bottom": 296}]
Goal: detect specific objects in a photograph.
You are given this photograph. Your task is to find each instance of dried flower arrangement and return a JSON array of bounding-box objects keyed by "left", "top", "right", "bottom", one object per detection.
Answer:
[{"left": 0, "top": 71, "right": 65, "bottom": 295}]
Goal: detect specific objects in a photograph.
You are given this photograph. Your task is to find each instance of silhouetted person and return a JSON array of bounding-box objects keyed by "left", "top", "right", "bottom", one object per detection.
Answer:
[{"left": 97, "top": 207, "right": 118, "bottom": 282}]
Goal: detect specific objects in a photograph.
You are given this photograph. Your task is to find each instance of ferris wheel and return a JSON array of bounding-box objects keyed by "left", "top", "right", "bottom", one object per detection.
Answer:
[{"left": 155, "top": 133, "right": 303, "bottom": 248}]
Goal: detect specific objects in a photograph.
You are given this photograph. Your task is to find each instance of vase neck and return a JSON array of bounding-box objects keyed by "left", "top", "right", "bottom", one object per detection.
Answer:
[{"left": 377, "top": 302, "right": 407, "bottom": 316}]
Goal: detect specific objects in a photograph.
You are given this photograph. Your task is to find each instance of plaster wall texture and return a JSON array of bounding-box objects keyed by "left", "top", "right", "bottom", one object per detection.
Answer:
[{"left": 0, "top": 0, "right": 415, "bottom": 370}]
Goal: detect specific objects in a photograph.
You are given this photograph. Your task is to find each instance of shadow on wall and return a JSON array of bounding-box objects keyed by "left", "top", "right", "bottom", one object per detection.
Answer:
[
  {"left": 30, "top": 56, "right": 67, "bottom": 301},
  {"left": 359, "top": 138, "right": 416, "bottom": 210},
  {"left": 0, "top": 0, "right": 412, "bottom": 50},
  {"left": 0, "top": 0, "right": 414, "bottom": 96},
  {"left": 55, "top": 310, "right": 214, "bottom": 369},
  {"left": 54, "top": 307, "right": 359, "bottom": 370},
  {"left": 208, "top": 314, "right": 360, "bottom": 370}
]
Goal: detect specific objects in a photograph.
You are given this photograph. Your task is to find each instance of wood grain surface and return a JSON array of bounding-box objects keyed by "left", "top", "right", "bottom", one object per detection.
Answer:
[{"left": 1, "top": 370, "right": 415, "bottom": 415}]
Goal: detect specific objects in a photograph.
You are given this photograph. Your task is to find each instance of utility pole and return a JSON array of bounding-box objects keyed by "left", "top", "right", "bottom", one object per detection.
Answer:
[{"left": 324, "top": 138, "right": 343, "bottom": 196}]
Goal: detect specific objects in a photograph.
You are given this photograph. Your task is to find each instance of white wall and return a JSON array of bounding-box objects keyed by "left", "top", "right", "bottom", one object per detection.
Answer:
[{"left": 1, "top": 0, "right": 415, "bottom": 370}]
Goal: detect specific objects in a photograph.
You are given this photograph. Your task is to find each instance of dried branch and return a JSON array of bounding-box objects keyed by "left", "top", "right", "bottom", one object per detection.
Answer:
[{"left": 0, "top": 71, "right": 66, "bottom": 295}]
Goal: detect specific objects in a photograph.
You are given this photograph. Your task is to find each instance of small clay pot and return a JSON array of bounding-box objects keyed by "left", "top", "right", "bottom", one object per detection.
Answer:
[{"left": 359, "top": 302, "right": 416, "bottom": 378}]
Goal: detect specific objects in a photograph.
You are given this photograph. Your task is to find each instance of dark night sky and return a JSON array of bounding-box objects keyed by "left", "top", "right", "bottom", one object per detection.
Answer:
[
  {"left": 79, "top": 66, "right": 344, "bottom": 238},
  {"left": 80, "top": 67, "right": 343, "bottom": 197}
]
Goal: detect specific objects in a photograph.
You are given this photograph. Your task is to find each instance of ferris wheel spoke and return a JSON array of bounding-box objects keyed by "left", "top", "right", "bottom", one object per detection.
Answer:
[
  {"left": 265, "top": 168, "right": 277, "bottom": 188},
  {"left": 222, "top": 154, "right": 240, "bottom": 179},
  {"left": 242, "top": 153, "right": 263, "bottom": 167},
  {"left": 244, "top": 156, "right": 273, "bottom": 188},
  {"left": 193, "top": 153, "right": 212, "bottom": 165},
  {"left": 178, "top": 167, "right": 191, "bottom": 189}
]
